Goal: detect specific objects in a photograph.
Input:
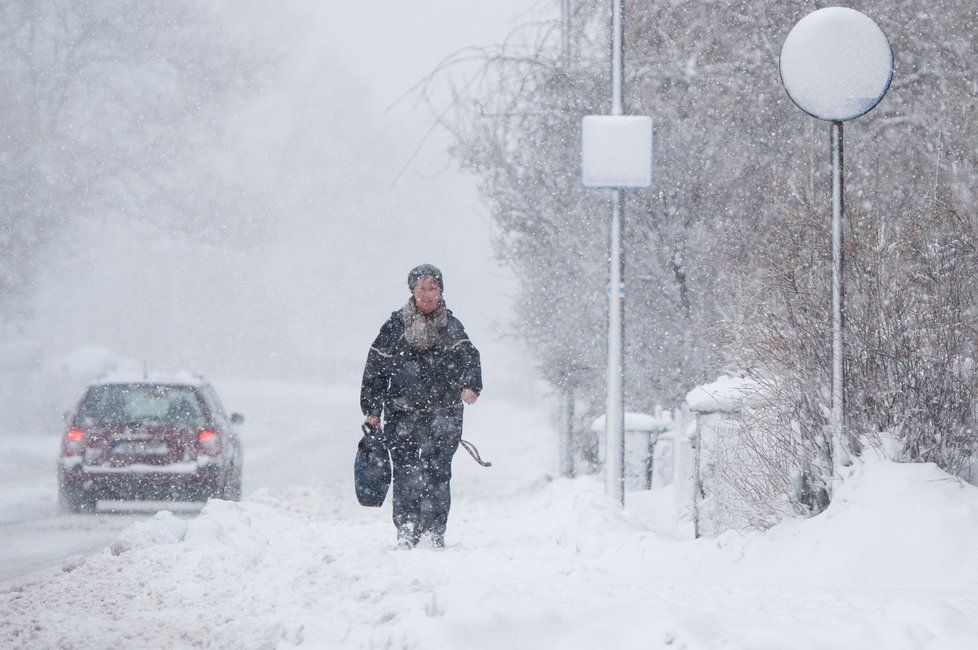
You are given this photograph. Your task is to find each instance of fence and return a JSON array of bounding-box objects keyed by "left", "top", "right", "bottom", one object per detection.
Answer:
[
  {"left": 690, "top": 412, "right": 756, "bottom": 538},
  {"left": 684, "top": 376, "right": 761, "bottom": 538}
]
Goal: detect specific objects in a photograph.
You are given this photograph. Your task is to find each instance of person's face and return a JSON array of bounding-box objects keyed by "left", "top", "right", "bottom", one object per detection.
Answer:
[{"left": 412, "top": 276, "right": 442, "bottom": 314}]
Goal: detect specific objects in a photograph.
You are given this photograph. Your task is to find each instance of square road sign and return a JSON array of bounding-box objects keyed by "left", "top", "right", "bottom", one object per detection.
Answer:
[{"left": 581, "top": 115, "right": 653, "bottom": 188}]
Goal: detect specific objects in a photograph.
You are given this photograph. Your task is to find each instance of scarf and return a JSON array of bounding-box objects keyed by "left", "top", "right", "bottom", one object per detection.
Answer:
[{"left": 401, "top": 297, "right": 448, "bottom": 350}]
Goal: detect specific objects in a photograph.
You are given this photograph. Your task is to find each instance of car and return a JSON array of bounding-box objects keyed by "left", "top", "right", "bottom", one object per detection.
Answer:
[{"left": 57, "top": 376, "right": 244, "bottom": 512}]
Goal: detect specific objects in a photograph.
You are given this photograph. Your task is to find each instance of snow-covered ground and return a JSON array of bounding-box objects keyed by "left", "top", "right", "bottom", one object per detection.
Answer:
[{"left": 3, "top": 380, "right": 978, "bottom": 649}]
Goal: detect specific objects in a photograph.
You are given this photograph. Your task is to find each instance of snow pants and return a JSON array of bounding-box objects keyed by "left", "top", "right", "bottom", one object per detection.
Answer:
[{"left": 385, "top": 408, "right": 463, "bottom": 541}]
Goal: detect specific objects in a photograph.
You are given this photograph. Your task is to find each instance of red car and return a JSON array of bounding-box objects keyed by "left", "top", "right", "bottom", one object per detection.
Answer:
[{"left": 58, "top": 378, "right": 244, "bottom": 512}]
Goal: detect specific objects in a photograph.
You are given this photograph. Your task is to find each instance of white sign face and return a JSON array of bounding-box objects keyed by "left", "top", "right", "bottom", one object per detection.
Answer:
[
  {"left": 581, "top": 115, "right": 653, "bottom": 188},
  {"left": 779, "top": 7, "right": 893, "bottom": 122}
]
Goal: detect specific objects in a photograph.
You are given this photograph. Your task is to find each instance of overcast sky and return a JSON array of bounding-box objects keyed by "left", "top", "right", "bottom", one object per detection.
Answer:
[{"left": 309, "top": 1, "right": 543, "bottom": 118}]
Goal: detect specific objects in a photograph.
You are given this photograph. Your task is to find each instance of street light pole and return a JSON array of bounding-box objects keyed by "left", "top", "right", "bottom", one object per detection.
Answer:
[{"left": 605, "top": 0, "right": 626, "bottom": 505}]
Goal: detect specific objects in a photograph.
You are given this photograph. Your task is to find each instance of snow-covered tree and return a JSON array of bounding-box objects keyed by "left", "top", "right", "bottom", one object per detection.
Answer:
[{"left": 443, "top": 0, "right": 978, "bottom": 511}]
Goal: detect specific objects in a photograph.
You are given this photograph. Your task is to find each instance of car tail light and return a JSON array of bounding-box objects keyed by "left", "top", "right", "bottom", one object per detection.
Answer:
[
  {"left": 197, "top": 429, "right": 221, "bottom": 456},
  {"left": 63, "top": 429, "right": 85, "bottom": 455}
]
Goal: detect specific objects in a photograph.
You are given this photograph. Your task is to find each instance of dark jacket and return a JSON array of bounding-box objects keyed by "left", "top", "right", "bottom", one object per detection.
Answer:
[{"left": 360, "top": 307, "right": 482, "bottom": 419}]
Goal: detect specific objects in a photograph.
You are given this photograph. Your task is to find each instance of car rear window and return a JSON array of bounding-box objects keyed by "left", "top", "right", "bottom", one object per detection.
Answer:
[{"left": 76, "top": 384, "right": 206, "bottom": 428}]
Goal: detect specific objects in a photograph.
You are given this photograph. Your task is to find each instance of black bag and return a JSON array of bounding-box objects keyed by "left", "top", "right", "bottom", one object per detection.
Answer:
[{"left": 354, "top": 423, "right": 391, "bottom": 507}]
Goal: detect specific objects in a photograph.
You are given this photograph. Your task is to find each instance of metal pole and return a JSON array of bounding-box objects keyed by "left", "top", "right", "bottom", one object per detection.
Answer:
[
  {"left": 567, "top": 389, "right": 576, "bottom": 476},
  {"left": 646, "top": 432, "right": 655, "bottom": 490},
  {"left": 611, "top": 0, "right": 623, "bottom": 116},
  {"left": 692, "top": 416, "right": 701, "bottom": 539},
  {"left": 559, "top": 0, "right": 574, "bottom": 479},
  {"left": 559, "top": 388, "right": 575, "bottom": 477},
  {"left": 605, "top": 0, "right": 626, "bottom": 505},
  {"left": 561, "top": 0, "right": 571, "bottom": 66},
  {"left": 830, "top": 120, "right": 849, "bottom": 487},
  {"left": 606, "top": 189, "right": 625, "bottom": 503}
]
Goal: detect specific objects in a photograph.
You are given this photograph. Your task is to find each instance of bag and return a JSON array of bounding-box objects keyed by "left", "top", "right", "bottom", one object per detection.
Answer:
[{"left": 354, "top": 423, "right": 391, "bottom": 507}]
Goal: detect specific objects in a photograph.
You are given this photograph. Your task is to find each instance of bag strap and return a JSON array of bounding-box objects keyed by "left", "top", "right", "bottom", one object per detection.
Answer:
[
  {"left": 460, "top": 439, "right": 492, "bottom": 467},
  {"left": 364, "top": 422, "right": 489, "bottom": 467}
]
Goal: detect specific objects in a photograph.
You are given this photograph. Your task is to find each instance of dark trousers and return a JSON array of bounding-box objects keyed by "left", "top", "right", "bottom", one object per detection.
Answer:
[{"left": 385, "top": 409, "right": 463, "bottom": 539}]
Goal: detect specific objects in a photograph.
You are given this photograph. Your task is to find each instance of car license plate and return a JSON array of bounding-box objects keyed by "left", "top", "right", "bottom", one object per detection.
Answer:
[{"left": 112, "top": 441, "right": 169, "bottom": 456}]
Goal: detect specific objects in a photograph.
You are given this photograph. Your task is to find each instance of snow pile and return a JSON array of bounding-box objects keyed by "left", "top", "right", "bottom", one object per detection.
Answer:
[
  {"left": 4, "top": 451, "right": 978, "bottom": 649},
  {"left": 685, "top": 374, "right": 760, "bottom": 413},
  {"left": 109, "top": 511, "right": 189, "bottom": 554},
  {"left": 715, "top": 455, "right": 978, "bottom": 592}
]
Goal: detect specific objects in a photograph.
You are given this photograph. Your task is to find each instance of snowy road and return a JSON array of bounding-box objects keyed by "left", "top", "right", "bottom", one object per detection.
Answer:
[
  {"left": 0, "top": 378, "right": 359, "bottom": 583},
  {"left": 0, "top": 434, "right": 141, "bottom": 583},
  {"left": 4, "top": 379, "right": 978, "bottom": 648}
]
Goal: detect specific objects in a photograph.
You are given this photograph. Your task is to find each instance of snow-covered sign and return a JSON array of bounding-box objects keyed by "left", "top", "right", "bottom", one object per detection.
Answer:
[
  {"left": 581, "top": 115, "right": 653, "bottom": 188},
  {"left": 779, "top": 7, "right": 893, "bottom": 122}
]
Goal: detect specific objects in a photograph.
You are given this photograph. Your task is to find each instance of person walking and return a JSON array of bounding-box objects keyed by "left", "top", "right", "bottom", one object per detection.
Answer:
[{"left": 360, "top": 264, "right": 482, "bottom": 549}]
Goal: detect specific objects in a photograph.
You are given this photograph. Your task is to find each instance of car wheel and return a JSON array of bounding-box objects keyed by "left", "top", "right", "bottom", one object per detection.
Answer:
[
  {"left": 78, "top": 491, "right": 98, "bottom": 512},
  {"left": 60, "top": 484, "right": 97, "bottom": 513},
  {"left": 223, "top": 472, "right": 242, "bottom": 501},
  {"left": 58, "top": 484, "right": 81, "bottom": 513},
  {"left": 195, "top": 481, "right": 218, "bottom": 503}
]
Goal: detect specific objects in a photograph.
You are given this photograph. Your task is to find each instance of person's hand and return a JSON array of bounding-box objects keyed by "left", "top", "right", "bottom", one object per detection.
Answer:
[
  {"left": 364, "top": 415, "right": 381, "bottom": 427},
  {"left": 461, "top": 388, "right": 479, "bottom": 405}
]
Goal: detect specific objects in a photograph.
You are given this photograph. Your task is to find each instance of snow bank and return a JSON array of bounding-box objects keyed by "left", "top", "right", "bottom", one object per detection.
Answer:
[
  {"left": 4, "top": 453, "right": 978, "bottom": 649},
  {"left": 713, "top": 455, "right": 978, "bottom": 593},
  {"left": 109, "top": 511, "right": 189, "bottom": 554},
  {"left": 3, "top": 382, "right": 977, "bottom": 648}
]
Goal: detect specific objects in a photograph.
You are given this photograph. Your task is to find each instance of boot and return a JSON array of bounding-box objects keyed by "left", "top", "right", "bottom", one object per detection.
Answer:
[
  {"left": 418, "top": 531, "right": 445, "bottom": 548},
  {"left": 395, "top": 526, "right": 418, "bottom": 550}
]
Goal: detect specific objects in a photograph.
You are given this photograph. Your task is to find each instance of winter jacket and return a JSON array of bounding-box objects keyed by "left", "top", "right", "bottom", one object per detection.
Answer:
[{"left": 360, "top": 307, "right": 482, "bottom": 419}]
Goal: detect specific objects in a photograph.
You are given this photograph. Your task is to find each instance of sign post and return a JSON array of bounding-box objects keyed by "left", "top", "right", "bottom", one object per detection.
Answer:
[
  {"left": 581, "top": 0, "right": 653, "bottom": 505},
  {"left": 779, "top": 7, "right": 893, "bottom": 489}
]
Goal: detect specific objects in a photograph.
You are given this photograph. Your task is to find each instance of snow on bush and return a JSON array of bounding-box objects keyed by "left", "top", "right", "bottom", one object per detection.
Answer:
[{"left": 685, "top": 375, "right": 761, "bottom": 414}]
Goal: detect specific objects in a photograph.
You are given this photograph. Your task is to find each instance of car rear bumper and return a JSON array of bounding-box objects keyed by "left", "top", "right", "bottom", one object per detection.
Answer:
[{"left": 59, "top": 461, "right": 224, "bottom": 502}]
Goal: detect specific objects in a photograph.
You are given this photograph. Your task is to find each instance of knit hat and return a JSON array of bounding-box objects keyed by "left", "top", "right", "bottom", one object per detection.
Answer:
[{"left": 408, "top": 264, "right": 443, "bottom": 291}]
